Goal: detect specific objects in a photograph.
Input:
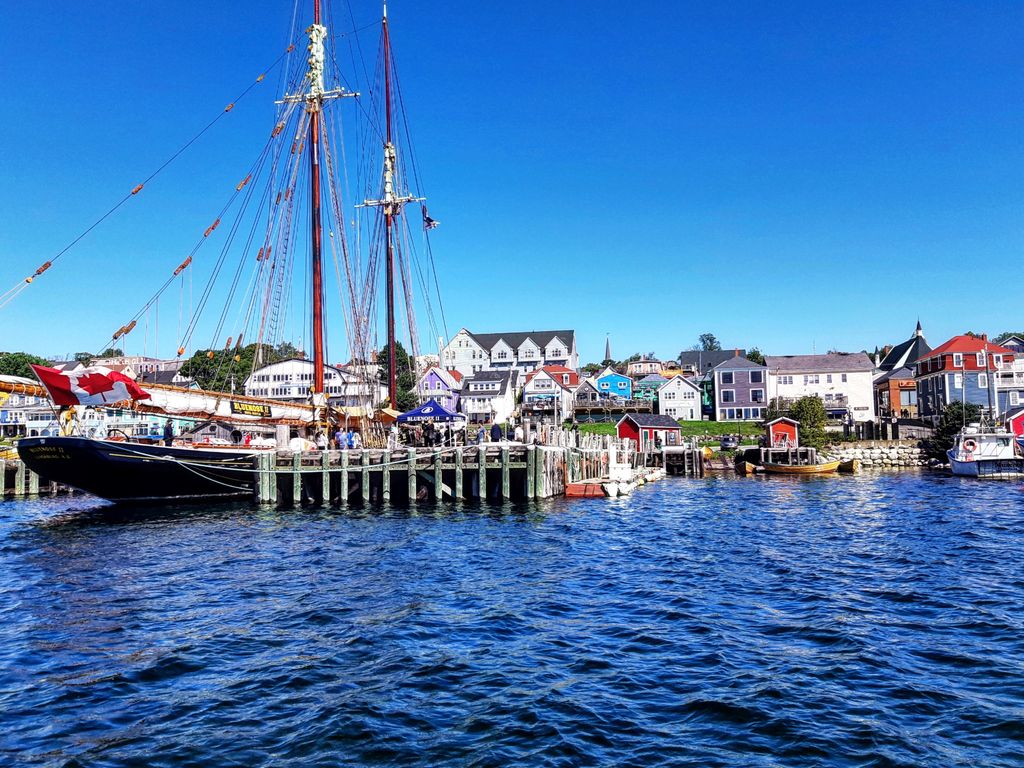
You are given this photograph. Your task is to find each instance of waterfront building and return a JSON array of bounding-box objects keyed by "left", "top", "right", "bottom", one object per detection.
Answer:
[
  {"left": 874, "top": 322, "right": 930, "bottom": 419},
  {"left": 137, "top": 369, "right": 198, "bottom": 388},
  {"left": 616, "top": 413, "right": 682, "bottom": 450},
  {"left": 677, "top": 349, "right": 745, "bottom": 377},
  {"left": 522, "top": 365, "right": 579, "bottom": 424},
  {"left": 996, "top": 334, "right": 1024, "bottom": 354},
  {"left": 634, "top": 374, "right": 669, "bottom": 401},
  {"left": 765, "top": 352, "right": 876, "bottom": 422},
  {"left": 574, "top": 379, "right": 602, "bottom": 405},
  {"left": 915, "top": 334, "right": 1024, "bottom": 425},
  {"left": 595, "top": 366, "right": 633, "bottom": 401},
  {"left": 710, "top": 355, "right": 768, "bottom": 421},
  {"left": 441, "top": 328, "right": 578, "bottom": 378},
  {"left": 244, "top": 358, "right": 384, "bottom": 408},
  {"left": 626, "top": 356, "right": 664, "bottom": 377},
  {"left": 657, "top": 375, "right": 701, "bottom": 421},
  {"left": 459, "top": 369, "right": 519, "bottom": 424},
  {"left": 415, "top": 366, "right": 463, "bottom": 411},
  {"left": 90, "top": 355, "right": 185, "bottom": 376}
]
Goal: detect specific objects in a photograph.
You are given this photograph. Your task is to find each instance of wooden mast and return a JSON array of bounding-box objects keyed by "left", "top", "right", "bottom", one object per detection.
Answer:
[
  {"left": 383, "top": 2, "right": 397, "bottom": 408},
  {"left": 360, "top": 2, "right": 424, "bottom": 411},
  {"left": 310, "top": 0, "right": 325, "bottom": 396}
]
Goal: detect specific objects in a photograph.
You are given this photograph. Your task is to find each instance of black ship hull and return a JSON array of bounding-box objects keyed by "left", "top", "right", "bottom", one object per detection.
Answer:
[{"left": 17, "top": 436, "right": 260, "bottom": 504}]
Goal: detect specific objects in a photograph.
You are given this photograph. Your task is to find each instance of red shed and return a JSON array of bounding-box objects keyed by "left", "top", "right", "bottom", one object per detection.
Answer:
[
  {"left": 1005, "top": 408, "right": 1024, "bottom": 437},
  {"left": 765, "top": 417, "right": 799, "bottom": 448},
  {"left": 617, "top": 413, "right": 682, "bottom": 451}
]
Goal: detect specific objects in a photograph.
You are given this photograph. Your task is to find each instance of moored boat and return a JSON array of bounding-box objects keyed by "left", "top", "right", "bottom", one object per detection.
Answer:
[
  {"left": 18, "top": 436, "right": 259, "bottom": 502},
  {"left": 947, "top": 426, "right": 1024, "bottom": 479},
  {"left": 837, "top": 458, "right": 860, "bottom": 473},
  {"left": 762, "top": 460, "right": 841, "bottom": 475}
]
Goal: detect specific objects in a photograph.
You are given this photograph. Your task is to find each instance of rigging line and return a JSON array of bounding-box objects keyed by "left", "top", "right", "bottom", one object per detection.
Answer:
[
  {"left": 1, "top": 44, "right": 296, "bottom": 312},
  {"left": 97, "top": 133, "right": 278, "bottom": 355}
]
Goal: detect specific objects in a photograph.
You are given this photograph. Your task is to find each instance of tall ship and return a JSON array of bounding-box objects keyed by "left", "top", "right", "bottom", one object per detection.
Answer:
[{"left": 7, "top": 1, "right": 445, "bottom": 503}]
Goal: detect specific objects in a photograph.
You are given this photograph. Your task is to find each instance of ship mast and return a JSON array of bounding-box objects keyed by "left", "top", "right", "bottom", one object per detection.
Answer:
[
  {"left": 282, "top": 0, "right": 355, "bottom": 408},
  {"left": 362, "top": 1, "right": 424, "bottom": 408}
]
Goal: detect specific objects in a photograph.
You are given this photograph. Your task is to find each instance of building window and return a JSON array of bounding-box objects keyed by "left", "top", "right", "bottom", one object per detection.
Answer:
[
  {"left": 952, "top": 353, "right": 963, "bottom": 368},
  {"left": 976, "top": 352, "right": 986, "bottom": 367},
  {"left": 954, "top": 374, "right": 963, "bottom": 389},
  {"left": 841, "top": 373, "right": 848, "bottom": 383},
  {"left": 779, "top": 375, "right": 793, "bottom": 385},
  {"left": 721, "top": 372, "right": 734, "bottom": 385},
  {"left": 993, "top": 354, "right": 1003, "bottom": 368},
  {"left": 721, "top": 389, "right": 735, "bottom": 403},
  {"left": 979, "top": 373, "right": 988, "bottom": 388},
  {"left": 750, "top": 371, "right": 763, "bottom": 383},
  {"left": 826, "top": 374, "right": 832, "bottom": 384},
  {"left": 1011, "top": 391, "right": 1020, "bottom": 406},
  {"left": 751, "top": 389, "right": 765, "bottom": 403},
  {"left": 804, "top": 374, "right": 819, "bottom": 385}
]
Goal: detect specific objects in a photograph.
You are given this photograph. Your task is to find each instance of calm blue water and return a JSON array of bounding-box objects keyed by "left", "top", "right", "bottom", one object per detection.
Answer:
[{"left": 2, "top": 473, "right": 1024, "bottom": 767}]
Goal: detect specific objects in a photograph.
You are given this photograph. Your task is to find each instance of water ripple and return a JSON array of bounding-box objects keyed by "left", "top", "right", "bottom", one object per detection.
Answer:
[{"left": 2, "top": 473, "right": 1024, "bottom": 766}]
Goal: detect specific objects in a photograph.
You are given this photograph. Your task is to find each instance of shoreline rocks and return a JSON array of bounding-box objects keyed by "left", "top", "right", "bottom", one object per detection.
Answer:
[{"left": 822, "top": 440, "right": 928, "bottom": 469}]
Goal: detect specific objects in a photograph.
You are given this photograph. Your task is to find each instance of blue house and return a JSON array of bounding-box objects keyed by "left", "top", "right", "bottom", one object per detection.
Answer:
[{"left": 595, "top": 366, "right": 633, "bottom": 400}]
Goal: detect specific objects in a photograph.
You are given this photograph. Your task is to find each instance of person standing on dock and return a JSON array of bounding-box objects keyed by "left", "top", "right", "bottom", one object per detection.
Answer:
[
  {"left": 352, "top": 430, "right": 362, "bottom": 450},
  {"left": 490, "top": 422, "right": 502, "bottom": 443},
  {"left": 163, "top": 419, "right": 174, "bottom": 447}
]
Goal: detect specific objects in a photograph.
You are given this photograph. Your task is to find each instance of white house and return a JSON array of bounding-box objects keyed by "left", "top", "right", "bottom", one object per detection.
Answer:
[
  {"left": 244, "top": 358, "right": 385, "bottom": 407},
  {"left": 459, "top": 369, "right": 519, "bottom": 424},
  {"left": 657, "top": 375, "right": 701, "bottom": 420},
  {"left": 442, "top": 328, "right": 578, "bottom": 378},
  {"left": 765, "top": 352, "right": 876, "bottom": 422}
]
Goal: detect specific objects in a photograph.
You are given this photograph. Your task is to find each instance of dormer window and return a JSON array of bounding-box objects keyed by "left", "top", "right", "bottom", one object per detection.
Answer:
[
  {"left": 976, "top": 352, "right": 985, "bottom": 367},
  {"left": 952, "top": 353, "right": 963, "bottom": 368}
]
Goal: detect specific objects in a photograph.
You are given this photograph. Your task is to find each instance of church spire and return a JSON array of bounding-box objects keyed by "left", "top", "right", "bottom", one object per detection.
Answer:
[{"left": 604, "top": 334, "right": 612, "bottom": 362}]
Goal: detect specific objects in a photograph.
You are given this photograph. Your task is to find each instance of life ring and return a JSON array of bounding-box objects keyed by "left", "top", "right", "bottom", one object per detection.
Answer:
[{"left": 963, "top": 438, "right": 978, "bottom": 453}]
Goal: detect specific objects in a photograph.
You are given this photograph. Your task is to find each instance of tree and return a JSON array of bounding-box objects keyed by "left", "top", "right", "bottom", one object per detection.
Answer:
[
  {"left": 699, "top": 333, "right": 721, "bottom": 352},
  {"left": 73, "top": 352, "right": 93, "bottom": 364},
  {"left": 97, "top": 347, "right": 123, "bottom": 358},
  {"left": 747, "top": 347, "right": 765, "bottom": 366},
  {"left": 923, "top": 402, "right": 982, "bottom": 461},
  {"left": 767, "top": 395, "right": 828, "bottom": 449},
  {"left": 377, "top": 341, "right": 417, "bottom": 412},
  {"left": 582, "top": 362, "right": 602, "bottom": 376},
  {"left": 0, "top": 352, "right": 51, "bottom": 379},
  {"left": 179, "top": 341, "right": 297, "bottom": 392}
]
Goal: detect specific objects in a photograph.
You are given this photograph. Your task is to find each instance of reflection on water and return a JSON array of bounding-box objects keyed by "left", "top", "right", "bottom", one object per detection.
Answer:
[{"left": 2, "top": 472, "right": 1024, "bottom": 766}]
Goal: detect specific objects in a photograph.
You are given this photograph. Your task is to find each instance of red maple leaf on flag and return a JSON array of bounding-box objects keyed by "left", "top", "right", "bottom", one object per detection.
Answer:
[{"left": 75, "top": 373, "right": 115, "bottom": 396}]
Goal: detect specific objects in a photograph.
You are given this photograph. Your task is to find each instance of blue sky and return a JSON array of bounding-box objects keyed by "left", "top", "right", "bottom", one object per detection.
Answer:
[{"left": 1, "top": 1, "right": 1021, "bottom": 366}]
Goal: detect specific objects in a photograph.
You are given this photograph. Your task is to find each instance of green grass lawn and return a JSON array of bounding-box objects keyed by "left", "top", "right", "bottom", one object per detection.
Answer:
[{"left": 578, "top": 420, "right": 762, "bottom": 445}]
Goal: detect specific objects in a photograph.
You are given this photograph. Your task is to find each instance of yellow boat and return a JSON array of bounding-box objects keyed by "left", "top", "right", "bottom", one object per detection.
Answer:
[
  {"left": 735, "top": 460, "right": 760, "bottom": 476},
  {"left": 837, "top": 458, "right": 860, "bottom": 474},
  {"left": 761, "top": 460, "right": 841, "bottom": 475}
]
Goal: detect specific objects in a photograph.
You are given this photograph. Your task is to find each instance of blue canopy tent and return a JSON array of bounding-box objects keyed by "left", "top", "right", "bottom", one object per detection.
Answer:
[{"left": 397, "top": 399, "right": 465, "bottom": 423}]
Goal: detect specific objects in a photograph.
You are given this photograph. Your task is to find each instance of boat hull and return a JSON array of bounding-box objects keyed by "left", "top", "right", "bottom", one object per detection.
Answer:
[
  {"left": 947, "top": 449, "right": 1024, "bottom": 479},
  {"left": 17, "top": 436, "right": 259, "bottom": 503},
  {"left": 762, "top": 460, "right": 841, "bottom": 475}
]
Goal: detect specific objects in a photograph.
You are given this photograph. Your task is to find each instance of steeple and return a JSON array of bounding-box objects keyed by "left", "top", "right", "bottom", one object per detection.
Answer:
[
  {"left": 604, "top": 334, "right": 612, "bottom": 362},
  {"left": 915, "top": 319, "right": 923, "bottom": 337}
]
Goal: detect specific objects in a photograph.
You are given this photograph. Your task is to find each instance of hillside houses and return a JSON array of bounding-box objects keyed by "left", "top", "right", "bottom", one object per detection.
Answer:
[
  {"left": 442, "top": 329, "right": 578, "bottom": 378},
  {"left": 765, "top": 352, "right": 876, "bottom": 422}
]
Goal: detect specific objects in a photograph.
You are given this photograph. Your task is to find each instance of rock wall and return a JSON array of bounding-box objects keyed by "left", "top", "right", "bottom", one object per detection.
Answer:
[{"left": 823, "top": 440, "right": 928, "bottom": 469}]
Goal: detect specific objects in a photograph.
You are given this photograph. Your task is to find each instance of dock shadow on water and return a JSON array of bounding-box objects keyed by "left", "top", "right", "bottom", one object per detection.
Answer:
[{"left": 2, "top": 473, "right": 1024, "bottom": 766}]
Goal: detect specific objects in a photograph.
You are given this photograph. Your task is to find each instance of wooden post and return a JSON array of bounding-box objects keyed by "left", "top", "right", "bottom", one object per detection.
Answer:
[
  {"left": 0, "top": 460, "right": 6, "bottom": 498},
  {"left": 292, "top": 452, "right": 302, "bottom": 505},
  {"left": 382, "top": 450, "right": 391, "bottom": 501},
  {"left": 526, "top": 446, "right": 536, "bottom": 499},
  {"left": 501, "top": 446, "right": 510, "bottom": 500},
  {"left": 254, "top": 453, "right": 269, "bottom": 503},
  {"left": 407, "top": 448, "right": 417, "bottom": 501},
  {"left": 455, "top": 448, "right": 463, "bottom": 500},
  {"left": 15, "top": 460, "right": 26, "bottom": 498},
  {"left": 478, "top": 445, "right": 487, "bottom": 500},
  {"left": 340, "top": 450, "right": 349, "bottom": 504},
  {"left": 27, "top": 469, "right": 39, "bottom": 495},
  {"left": 361, "top": 449, "right": 370, "bottom": 503},
  {"left": 433, "top": 449, "right": 443, "bottom": 500},
  {"left": 320, "top": 450, "right": 330, "bottom": 505}
]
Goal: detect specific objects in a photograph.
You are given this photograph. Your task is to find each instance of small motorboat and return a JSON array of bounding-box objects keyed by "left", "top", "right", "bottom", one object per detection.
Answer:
[
  {"left": 837, "top": 458, "right": 860, "bottom": 473},
  {"left": 761, "top": 460, "right": 841, "bottom": 475}
]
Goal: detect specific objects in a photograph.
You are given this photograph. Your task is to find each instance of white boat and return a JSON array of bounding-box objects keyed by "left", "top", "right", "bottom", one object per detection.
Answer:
[{"left": 947, "top": 424, "right": 1024, "bottom": 478}]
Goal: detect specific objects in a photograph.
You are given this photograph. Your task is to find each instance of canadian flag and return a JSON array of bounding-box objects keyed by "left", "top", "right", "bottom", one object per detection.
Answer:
[{"left": 30, "top": 364, "right": 151, "bottom": 407}]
